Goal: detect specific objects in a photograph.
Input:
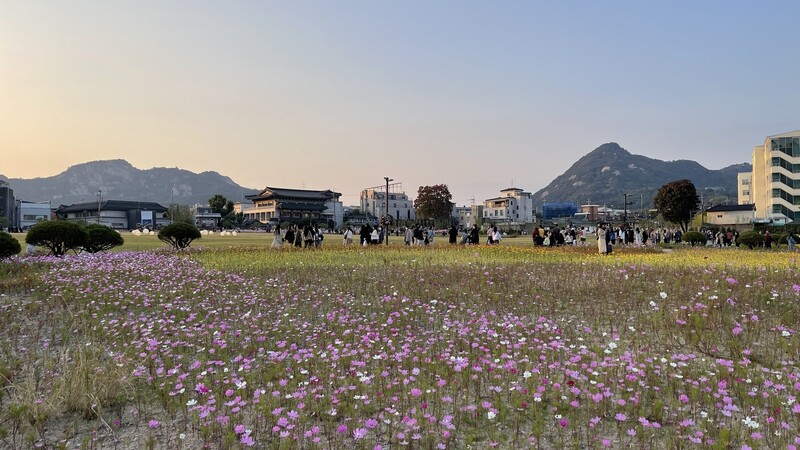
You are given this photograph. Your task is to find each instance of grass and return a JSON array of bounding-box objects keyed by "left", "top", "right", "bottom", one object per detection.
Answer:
[
  {"left": 8, "top": 230, "right": 544, "bottom": 254},
  {"left": 0, "top": 244, "right": 798, "bottom": 449}
]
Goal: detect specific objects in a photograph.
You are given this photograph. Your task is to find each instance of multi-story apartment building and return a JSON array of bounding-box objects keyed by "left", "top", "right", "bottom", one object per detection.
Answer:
[
  {"left": 742, "top": 130, "right": 800, "bottom": 224},
  {"left": 360, "top": 188, "right": 416, "bottom": 222},
  {"left": 482, "top": 188, "right": 535, "bottom": 225},
  {"left": 452, "top": 205, "right": 484, "bottom": 228},
  {"left": 737, "top": 173, "right": 752, "bottom": 205}
]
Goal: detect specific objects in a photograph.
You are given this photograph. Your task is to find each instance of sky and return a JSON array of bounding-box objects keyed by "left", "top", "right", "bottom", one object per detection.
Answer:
[{"left": 2, "top": 1, "right": 799, "bottom": 206}]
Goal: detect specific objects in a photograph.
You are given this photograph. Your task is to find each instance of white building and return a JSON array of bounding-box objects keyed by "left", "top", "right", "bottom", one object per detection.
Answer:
[
  {"left": 705, "top": 204, "right": 755, "bottom": 229},
  {"left": 360, "top": 188, "right": 416, "bottom": 222},
  {"left": 737, "top": 173, "right": 752, "bottom": 205},
  {"left": 741, "top": 130, "right": 800, "bottom": 224},
  {"left": 16, "top": 201, "right": 51, "bottom": 230},
  {"left": 482, "top": 188, "right": 535, "bottom": 225}
]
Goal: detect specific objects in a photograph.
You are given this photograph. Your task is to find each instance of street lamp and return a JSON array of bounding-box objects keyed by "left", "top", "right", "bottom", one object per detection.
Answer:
[
  {"left": 384, "top": 177, "right": 393, "bottom": 244},
  {"left": 97, "top": 189, "right": 102, "bottom": 224}
]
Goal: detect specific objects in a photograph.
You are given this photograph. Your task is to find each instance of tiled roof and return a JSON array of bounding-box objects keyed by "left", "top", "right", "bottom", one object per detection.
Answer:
[
  {"left": 57, "top": 200, "right": 167, "bottom": 213},
  {"left": 705, "top": 204, "right": 755, "bottom": 212}
]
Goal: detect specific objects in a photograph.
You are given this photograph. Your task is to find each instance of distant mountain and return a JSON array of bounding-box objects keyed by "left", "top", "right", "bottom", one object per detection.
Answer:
[
  {"left": 0, "top": 160, "right": 259, "bottom": 207},
  {"left": 532, "top": 143, "right": 751, "bottom": 209}
]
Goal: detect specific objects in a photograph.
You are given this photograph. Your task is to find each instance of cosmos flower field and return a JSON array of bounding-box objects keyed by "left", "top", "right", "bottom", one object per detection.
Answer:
[{"left": 0, "top": 245, "right": 798, "bottom": 449}]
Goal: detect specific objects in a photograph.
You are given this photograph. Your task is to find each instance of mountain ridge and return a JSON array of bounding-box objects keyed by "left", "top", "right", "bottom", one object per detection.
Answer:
[
  {"left": 0, "top": 160, "right": 258, "bottom": 206},
  {"left": 532, "top": 143, "right": 750, "bottom": 209}
]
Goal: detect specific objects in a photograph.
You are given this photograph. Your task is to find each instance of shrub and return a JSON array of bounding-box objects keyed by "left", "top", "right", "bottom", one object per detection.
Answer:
[
  {"left": 0, "top": 231, "right": 21, "bottom": 259},
  {"left": 737, "top": 230, "right": 763, "bottom": 249},
  {"left": 158, "top": 222, "right": 201, "bottom": 250},
  {"left": 25, "top": 221, "right": 88, "bottom": 256},
  {"left": 682, "top": 231, "right": 706, "bottom": 246},
  {"left": 82, "top": 224, "right": 124, "bottom": 253}
]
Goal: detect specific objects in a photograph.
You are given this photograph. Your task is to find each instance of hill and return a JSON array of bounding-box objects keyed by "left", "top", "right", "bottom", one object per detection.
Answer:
[
  {"left": 532, "top": 143, "right": 750, "bottom": 209},
  {"left": 0, "top": 160, "right": 258, "bottom": 206}
]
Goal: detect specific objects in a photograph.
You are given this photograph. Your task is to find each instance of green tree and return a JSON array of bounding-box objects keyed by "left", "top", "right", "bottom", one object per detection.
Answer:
[
  {"left": 208, "top": 195, "right": 234, "bottom": 216},
  {"left": 82, "top": 224, "right": 124, "bottom": 253},
  {"left": 166, "top": 204, "right": 195, "bottom": 225},
  {"left": 413, "top": 185, "right": 454, "bottom": 222},
  {"left": 223, "top": 211, "right": 247, "bottom": 229},
  {"left": 25, "top": 221, "right": 88, "bottom": 256},
  {"left": 653, "top": 179, "right": 700, "bottom": 232},
  {"left": 0, "top": 231, "right": 21, "bottom": 258},
  {"left": 681, "top": 231, "right": 706, "bottom": 246},
  {"left": 158, "top": 222, "right": 201, "bottom": 250},
  {"left": 737, "top": 230, "right": 763, "bottom": 250}
]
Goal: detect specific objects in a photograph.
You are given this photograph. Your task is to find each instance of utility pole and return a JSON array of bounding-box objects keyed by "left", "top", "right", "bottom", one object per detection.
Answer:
[
  {"left": 622, "top": 193, "right": 634, "bottom": 227},
  {"left": 623, "top": 193, "right": 628, "bottom": 226},
  {"left": 97, "top": 189, "right": 102, "bottom": 224},
  {"left": 384, "top": 177, "right": 392, "bottom": 244}
]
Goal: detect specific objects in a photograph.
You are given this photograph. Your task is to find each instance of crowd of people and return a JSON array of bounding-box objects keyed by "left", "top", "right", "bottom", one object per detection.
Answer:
[
  {"left": 271, "top": 224, "right": 325, "bottom": 248},
  {"left": 268, "top": 221, "right": 797, "bottom": 254}
]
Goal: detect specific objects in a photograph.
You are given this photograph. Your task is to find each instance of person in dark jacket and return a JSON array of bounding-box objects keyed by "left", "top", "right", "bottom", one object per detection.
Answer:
[
  {"left": 469, "top": 225, "right": 480, "bottom": 245},
  {"left": 448, "top": 225, "right": 458, "bottom": 244}
]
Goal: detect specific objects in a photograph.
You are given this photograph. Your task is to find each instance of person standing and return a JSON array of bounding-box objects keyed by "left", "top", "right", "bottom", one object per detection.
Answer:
[
  {"left": 404, "top": 226, "right": 413, "bottom": 246},
  {"left": 787, "top": 233, "right": 796, "bottom": 251},
  {"left": 470, "top": 224, "right": 479, "bottom": 245},
  {"left": 271, "top": 224, "right": 283, "bottom": 248},
  {"left": 284, "top": 225, "right": 295, "bottom": 248},
  {"left": 343, "top": 226, "right": 354, "bottom": 246},
  {"left": 448, "top": 225, "right": 458, "bottom": 244},
  {"left": 360, "top": 224, "right": 371, "bottom": 246},
  {"left": 597, "top": 223, "right": 608, "bottom": 255}
]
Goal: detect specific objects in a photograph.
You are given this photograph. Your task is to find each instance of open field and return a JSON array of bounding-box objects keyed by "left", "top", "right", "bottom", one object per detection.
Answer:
[
  {"left": 7, "top": 231, "right": 542, "bottom": 254},
  {"left": 0, "top": 245, "right": 798, "bottom": 449}
]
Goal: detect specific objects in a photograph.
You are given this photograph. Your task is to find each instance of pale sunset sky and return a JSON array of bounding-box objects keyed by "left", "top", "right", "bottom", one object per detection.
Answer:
[{"left": 1, "top": 2, "right": 798, "bottom": 205}]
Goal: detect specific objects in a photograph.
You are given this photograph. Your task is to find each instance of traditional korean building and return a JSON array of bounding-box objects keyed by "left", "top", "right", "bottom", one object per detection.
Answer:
[{"left": 239, "top": 187, "right": 343, "bottom": 228}]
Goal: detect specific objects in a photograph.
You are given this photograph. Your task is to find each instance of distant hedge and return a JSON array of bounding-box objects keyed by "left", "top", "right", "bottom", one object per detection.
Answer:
[
  {"left": 682, "top": 231, "right": 706, "bottom": 246},
  {"left": 83, "top": 224, "right": 124, "bottom": 253},
  {"left": 25, "top": 221, "right": 88, "bottom": 256},
  {"left": 737, "top": 231, "right": 763, "bottom": 249}
]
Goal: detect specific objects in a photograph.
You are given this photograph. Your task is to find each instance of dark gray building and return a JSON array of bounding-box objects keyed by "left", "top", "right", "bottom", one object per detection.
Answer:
[
  {"left": 55, "top": 200, "right": 169, "bottom": 230},
  {"left": 0, "top": 184, "right": 15, "bottom": 230}
]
